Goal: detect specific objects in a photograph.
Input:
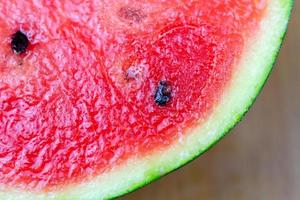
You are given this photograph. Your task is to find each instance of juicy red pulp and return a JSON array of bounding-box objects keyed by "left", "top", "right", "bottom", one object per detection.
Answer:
[{"left": 0, "top": 1, "right": 266, "bottom": 190}]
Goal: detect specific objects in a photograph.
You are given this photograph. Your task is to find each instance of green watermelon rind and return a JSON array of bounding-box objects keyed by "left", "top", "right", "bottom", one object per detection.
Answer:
[
  {"left": 0, "top": 0, "right": 293, "bottom": 199},
  {"left": 109, "top": 0, "right": 293, "bottom": 199},
  {"left": 103, "top": 1, "right": 294, "bottom": 199}
]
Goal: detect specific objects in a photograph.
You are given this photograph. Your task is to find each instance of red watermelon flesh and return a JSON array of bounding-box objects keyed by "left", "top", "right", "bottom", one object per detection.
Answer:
[{"left": 0, "top": 1, "right": 266, "bottom": 190}]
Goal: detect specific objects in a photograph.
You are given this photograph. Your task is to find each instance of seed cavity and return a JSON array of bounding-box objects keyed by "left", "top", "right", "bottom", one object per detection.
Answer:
[
  {"left": 11, "top": 30, "right": 29, "bottom": 55},
  {"left": 155, "top": 81, "right": 172, "bottom": 106},
  {"left": 118, "top": 7, "right": 146, "bottom": 24}
]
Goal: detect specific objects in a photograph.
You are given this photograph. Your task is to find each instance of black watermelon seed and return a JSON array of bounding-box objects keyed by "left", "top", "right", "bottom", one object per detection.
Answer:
[
  {"left": 11, "top": 30, "right": 29, "bottom": 55},
  {"left": 118, "top": 7, "right": 146, "bottom": 24},
  {"left": 154, "top": 81, "right": 172, "bottom": 106}
]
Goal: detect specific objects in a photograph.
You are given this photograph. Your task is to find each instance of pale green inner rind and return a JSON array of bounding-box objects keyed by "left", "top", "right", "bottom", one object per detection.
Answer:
[{"left": 0, "top": 0, "right": 292, "bottom": 199}]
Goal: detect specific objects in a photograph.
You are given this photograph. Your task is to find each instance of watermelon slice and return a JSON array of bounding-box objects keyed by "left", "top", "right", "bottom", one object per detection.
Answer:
[{"left": 0, "top": 0, "right": 292, "bottom": 199}]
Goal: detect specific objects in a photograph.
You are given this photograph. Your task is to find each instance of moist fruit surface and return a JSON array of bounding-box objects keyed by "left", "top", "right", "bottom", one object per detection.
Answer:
[{"left": 0, "top": 0, "right": 266, "bottom": 190}]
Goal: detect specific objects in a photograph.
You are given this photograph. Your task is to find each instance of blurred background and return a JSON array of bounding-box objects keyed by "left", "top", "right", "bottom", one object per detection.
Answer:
[{"left": 121, "top": 2, "right": 300, "bottom": 200}]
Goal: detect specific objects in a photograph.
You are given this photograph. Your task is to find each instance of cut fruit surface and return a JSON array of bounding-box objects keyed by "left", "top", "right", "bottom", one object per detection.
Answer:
[{"left": 0, "top": 0, "right": 292, "bottom": 199}]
